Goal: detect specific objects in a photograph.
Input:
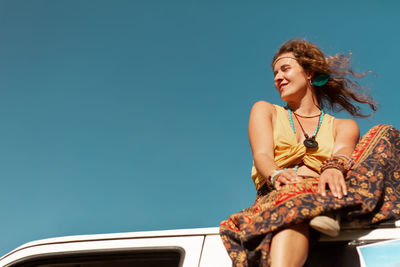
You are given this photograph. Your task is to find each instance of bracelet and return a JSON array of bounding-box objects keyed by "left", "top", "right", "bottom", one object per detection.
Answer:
[
  {"left": 333, "top": 154, "right": 351, "bottom": 161},
  {"left": 320, "top": 157, "right": 346, "bottom": 173},
  {"left": 270, "top": 169, "right": 284, "bottom": 185},
  {"left": 292, "top": 165, "right": 299, "bottom": 172},
  {"left": 320, "top": 155, "right": 354, "bottom": 174},
  {"left": 334, "top": 154, "right": 355, "bottom": 169},
  {"left": 269, "top": 165, "right": 299, "bottom": 186}
]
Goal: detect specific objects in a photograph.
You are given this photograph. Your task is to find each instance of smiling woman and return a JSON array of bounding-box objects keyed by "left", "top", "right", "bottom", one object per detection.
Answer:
[
  {"left": 272, "top": 40, "right": 377, "bottom": 118},
  {"left": 273, "top": 54, "right": 312, "bottom": 103},
  {"left": 219, "top": 39, "right": 400, "bottom": 267}
]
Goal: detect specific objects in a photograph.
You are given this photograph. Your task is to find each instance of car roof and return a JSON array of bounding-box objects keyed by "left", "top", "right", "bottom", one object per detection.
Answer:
[{"left": 1, "top": 227, "right": 220, "bottom": 261}]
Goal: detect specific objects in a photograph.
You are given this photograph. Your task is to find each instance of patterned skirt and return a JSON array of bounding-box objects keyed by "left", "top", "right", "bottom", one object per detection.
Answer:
[{"left": 219, "top": 125, "right": 400, "bottom": 267}]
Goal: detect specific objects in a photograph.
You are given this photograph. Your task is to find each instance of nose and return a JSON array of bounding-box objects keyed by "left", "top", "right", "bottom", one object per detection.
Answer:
[{"left": 274, "top": 71, "right": 283, "bottom": 84}]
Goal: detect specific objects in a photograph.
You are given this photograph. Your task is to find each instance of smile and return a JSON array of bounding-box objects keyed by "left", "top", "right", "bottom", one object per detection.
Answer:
[{"left": 279, "top": 83, "right": 288, "bottom": 91}]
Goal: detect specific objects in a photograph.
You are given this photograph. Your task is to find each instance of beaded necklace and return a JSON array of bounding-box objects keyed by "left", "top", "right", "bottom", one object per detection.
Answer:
[{"left": 288, "top": 108, "right": 325, "bottom": 149}]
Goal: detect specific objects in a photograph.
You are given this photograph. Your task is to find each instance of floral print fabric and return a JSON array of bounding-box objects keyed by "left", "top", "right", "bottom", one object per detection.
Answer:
[{"left": 220, "top": 125, "right": 400, "bottom": 267}]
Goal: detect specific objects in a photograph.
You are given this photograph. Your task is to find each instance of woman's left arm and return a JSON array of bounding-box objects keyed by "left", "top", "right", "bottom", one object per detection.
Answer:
[{"left": 318, "top": 118, "right": 360, "bottom": 199}]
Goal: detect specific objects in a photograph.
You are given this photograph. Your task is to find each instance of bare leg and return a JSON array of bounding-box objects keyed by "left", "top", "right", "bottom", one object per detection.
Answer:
[{"left": 270, "top": 222, "right": 309, "bottom": 267}]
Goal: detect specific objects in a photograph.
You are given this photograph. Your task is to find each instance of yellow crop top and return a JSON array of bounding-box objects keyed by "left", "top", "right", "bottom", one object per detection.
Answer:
[{"left": 251, "top": 104, "right": 335, "bottom": 190}]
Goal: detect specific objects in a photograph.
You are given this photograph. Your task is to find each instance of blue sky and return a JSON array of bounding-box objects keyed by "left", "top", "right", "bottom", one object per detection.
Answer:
[{"left": 0, "top": 0, "right": 399, "bottom": 255}]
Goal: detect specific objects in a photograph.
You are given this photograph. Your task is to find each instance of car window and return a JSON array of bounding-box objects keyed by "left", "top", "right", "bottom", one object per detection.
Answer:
[{"left": 11, "top": 248, "right": 184, "bottom": 267}]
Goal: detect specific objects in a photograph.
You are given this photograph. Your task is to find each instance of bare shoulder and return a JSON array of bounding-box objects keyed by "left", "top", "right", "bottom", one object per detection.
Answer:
[
  {"left": 334, "top": 118, "right": 359, "bottom": 130},
  {"left": 334, "top": 118, "right": 360, "bottom": 138},
  {"left": 248, "top": 101, "right": 276, "bottom": 154},
  {"left": 250, "top": 100, "right": 276, "bottom": 117}
]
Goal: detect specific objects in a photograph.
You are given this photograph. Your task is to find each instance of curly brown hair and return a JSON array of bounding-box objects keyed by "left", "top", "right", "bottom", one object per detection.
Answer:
[{"left": 272, "top": 39, "right": 377, "bottom": 117}]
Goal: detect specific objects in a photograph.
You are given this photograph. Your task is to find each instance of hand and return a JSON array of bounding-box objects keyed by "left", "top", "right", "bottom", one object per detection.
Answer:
[
  {"left": 274, "top": 169, "right": 302, "bottom": 190},
  {"left": 318, "top": 168, "right": 347, "bottom": 199}
]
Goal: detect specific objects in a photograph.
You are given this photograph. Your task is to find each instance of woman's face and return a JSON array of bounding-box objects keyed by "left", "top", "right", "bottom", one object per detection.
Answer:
[{"left": 273, "top": 52, "right": 311, "bottom": 101}]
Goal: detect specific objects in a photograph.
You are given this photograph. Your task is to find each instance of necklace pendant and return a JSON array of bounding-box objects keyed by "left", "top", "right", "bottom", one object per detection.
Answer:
[{"left": 304, "top": 136, "right": 318, "bottom": 149}]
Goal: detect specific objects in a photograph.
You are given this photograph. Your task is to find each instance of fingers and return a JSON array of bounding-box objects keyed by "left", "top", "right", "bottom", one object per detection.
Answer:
[
  {"left": 318, "top": 169, "right": 347, "bottom": 199},
  {"left": 317, "top": 177, "right": 327, "bottom": 197},
  {"left": 340, "top": 177, "right": 348, "bottom": 196},
  {"left": 277, "top": 174, "right": 292, "bottom": 185},
  {"left": 328, "top": 178, "right": 342, "bottom": 198},
  {"left": 275, "top": 182, "right": 281, "bottom": 191},
  {"left": 282, "top": 169, "right": 301, "bottom": 182},
  {"left": 274, "top": 168, "right": 302, "bottom": 190}
]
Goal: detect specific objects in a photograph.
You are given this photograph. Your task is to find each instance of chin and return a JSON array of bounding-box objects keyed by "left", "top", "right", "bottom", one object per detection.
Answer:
[
  {"left": 279, "top": 90, "right": 299, "bottom": 103},
  {"left": 279, "top": 94, "right": 291, "bottom": 102}
]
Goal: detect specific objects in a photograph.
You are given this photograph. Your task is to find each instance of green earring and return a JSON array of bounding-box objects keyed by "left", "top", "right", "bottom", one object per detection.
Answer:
[{"left": 312, "top": 74, "right": 330, "bottom": 86}]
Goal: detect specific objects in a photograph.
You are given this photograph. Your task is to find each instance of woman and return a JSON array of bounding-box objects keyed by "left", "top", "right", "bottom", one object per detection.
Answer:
[{"left": 220, "top": 39, "right": 400, "bottom": 267}]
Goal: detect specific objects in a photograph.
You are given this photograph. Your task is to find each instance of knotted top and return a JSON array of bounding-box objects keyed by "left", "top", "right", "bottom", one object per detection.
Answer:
[{"left": 252, "top": 104, "right": 335, "bottom": 190}]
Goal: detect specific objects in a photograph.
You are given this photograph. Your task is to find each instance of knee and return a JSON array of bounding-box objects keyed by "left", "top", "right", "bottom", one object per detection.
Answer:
[{"left": 272, "top": 222, "right": 310, "bottom": 241}]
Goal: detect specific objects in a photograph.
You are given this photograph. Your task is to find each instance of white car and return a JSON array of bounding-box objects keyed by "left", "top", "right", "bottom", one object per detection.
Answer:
[
  {"left": 0, "top": 227, "right": 231, "bottom": 267},
  {"left": 1, "top": 222, "right": 400, "bottom": 267}
]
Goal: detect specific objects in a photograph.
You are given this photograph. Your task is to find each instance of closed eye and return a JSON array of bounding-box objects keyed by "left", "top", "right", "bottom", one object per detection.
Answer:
[
  {"left": 281, "top": 64, "right": 290, "bottom": 72},
  {"left": 273, "top": 64, "right": 290, "bottom": 77}
]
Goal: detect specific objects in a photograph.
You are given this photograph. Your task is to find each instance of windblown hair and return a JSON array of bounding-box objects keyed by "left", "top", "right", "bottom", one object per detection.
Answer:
[{"left": 272, "top": 39, "right": 377, "bottom": 117}]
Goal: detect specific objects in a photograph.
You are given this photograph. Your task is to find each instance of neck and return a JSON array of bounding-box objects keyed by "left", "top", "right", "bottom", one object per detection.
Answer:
[{"left": 286, "top": 90, "right": 320, "bottom": 116}]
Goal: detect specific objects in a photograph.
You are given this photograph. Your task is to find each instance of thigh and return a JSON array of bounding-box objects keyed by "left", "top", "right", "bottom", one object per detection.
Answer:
[{"left": 270, "top": 222, "right": 310, "bottom": 267}]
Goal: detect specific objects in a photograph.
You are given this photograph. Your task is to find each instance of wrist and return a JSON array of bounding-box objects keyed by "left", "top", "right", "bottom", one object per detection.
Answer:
[
  {"left": 270, "top": 169, "right": 284, "bottom": 186},
  {"left": 320, "top": 155, "right": 354, "bottom": 174}
]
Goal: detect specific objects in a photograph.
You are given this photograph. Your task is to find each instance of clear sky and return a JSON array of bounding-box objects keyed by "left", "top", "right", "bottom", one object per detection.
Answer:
[{"left": 0, "top": 0, "right": 399, "bottom": 255}]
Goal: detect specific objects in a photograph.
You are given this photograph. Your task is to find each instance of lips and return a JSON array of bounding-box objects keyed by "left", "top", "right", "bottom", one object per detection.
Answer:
[{"left": 279, "top": 83, "right": 288, "bottom": 91}]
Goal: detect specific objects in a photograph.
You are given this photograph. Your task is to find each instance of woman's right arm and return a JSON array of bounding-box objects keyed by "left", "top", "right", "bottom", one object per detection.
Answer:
[{"left": 249, "top": 101, "right": 299, "bottom": 190}]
